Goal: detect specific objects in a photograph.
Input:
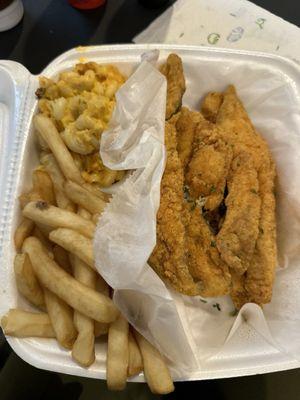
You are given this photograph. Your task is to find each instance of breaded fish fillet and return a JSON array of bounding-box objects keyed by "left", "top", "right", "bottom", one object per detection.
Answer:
[
  {"left": 160, "top": 54, "right": 186, "bottom": 120},
  {"left": 201, "top": 92, "right": 223, "bottom": 123},
  {"left": 216, "top": 85, "right": 270, "bottom": 169},
  {"left": 149, "top": 122, "right": 200, "bottom": 295},
  {"left": 150, "top": 121, "right": 230, "bottom": 297},
  {"left": 215, "top": 85, "right": 276, "bottom": 308},
  {"left": 186, "top": 124, "right": 233, "bottom": 211},
  {"left": 230, "top": 272, "right": 249, "bottom": 310},
  {"left": 217, "top": 154, "right": 261, "bottom": 275},
  {"left": 185, "top": 205, "right": 231, "bottom": 297},
  {"left": 245, "top": 157, "right": 277, "bottom": 305},
  {"left": 175, "top": 107, "right": 206, "bottom": 169}
]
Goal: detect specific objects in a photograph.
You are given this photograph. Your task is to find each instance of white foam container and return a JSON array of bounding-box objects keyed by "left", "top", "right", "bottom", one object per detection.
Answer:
[
  {"left": 0, "top": 0, "right": 23, "bottom": 32},
  {"left": 1, "top": 44, "right": 300, "bottom": 381}
]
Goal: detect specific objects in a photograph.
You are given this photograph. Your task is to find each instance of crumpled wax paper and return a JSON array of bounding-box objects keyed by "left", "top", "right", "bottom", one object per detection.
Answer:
[{"left": 94, "top": 53, "right": 300, "bottom": 376}]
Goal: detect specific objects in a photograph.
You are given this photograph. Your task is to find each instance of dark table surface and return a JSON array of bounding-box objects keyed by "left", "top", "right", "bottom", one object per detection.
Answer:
[{"left": 1, "top": 1, "right": 300, "bottom": 399}]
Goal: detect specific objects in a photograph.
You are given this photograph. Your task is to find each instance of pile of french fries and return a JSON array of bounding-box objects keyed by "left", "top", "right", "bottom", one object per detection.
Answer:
[{"left": 1, "top": 113, "right": 174, "bottom": 394}]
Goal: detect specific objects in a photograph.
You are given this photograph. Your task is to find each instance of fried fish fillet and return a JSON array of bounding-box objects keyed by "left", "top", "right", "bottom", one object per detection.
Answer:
[
  {"left": 185, "top": 124, "right": 233, "bottom": 211},
  {"left": 245, "top": 157, "right": 277, "bottom": 305},
  {"left": 160, "top": 54, "right": 186, "bottom": 120},
  {"left": 151, "top": 72, "right": 276, "bottom": 306},
  {"left": 185, "top": 205, "right": 231, "bottom": 297},
  {"left": 230, "top": 271, "right": 249, "bottom": 310},
  {"left": 230, "top": 158, "right": 277, "bottom": 309},
  {"left": 214, "top": 85, "right": 277, "bottom": 307},
  {"left": 201, "top": 92, "right": 223, "bottom": 123},
  {"left": 150, "top": 121, "right": 230, "bottom": 297},
  {"left": 149, "top": 122, "right": 200, "bottom": 295},
  {"left": 216, "top": 154, "right": 261, "bottom": 275},
  {"left": 216, "top": 85, "right": 270, "bottom": 169},
  {"left": 175, "top": 107, "right": 206, "bottom": 169}
]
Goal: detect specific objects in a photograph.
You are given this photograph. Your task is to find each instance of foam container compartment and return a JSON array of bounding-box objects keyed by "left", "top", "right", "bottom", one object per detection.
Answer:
[{"left": 1, "top": 44, "right": 300, "bottom": 381}]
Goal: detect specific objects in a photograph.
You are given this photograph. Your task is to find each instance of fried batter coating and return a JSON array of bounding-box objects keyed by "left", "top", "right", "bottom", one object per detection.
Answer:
[
  {"left": 150, "top": 121, "right": 230, "bottom": 297},
  {"left": 151, "top": 69, "right": 277, "bottom": 308},
  {"left": 245, "top": 158, "right": 277, "bottom": 305},
  {"left": 149, "top": 122, "right": 200, "bottom": 295},
  {"left": 160, "top": 54, "right": 186, "bottom": 120},
  {"left": 186, "top": 125, "right": 233, "bottom": 211},
  {"left": 215, "top": 85, "right": 277, "bottom": 307},
  {"left": 175, "top": 107, "right": 209, "bottom": 169},
  {"left": 216, "top": 85, "right": 270, "bottom": 169},
  {"left": 185, "top": 206, "right": 230, "bottom": 297},
  {"left": 201, "top": 92, "right": 223, "bottom": 122},
  {"left": 217, "top": 154, "right": 261, "bottom": 275},
  {"left": 230, "top": 272, "right": 249, "bottom": 310}
]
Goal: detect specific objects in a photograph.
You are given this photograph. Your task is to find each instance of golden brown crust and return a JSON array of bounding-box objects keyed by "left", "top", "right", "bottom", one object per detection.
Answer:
[
  {"left": 186, "top": 124, "right": 233, "bottom": 211},
  {"left": 230, "top": 271, "right": 249, "bottom": 310},
  {"left": 216, "top": 85, "right": 270, "bottom": 170},
  {"left": 151, "top": 65, "right": 277, "bottom": 308},
  {"left": 217, "top": 154, "right": 261, "bottom": 275},
  {"left": 175, "top": 107, "right": 205, "bottom": 169},
  {"left": 215, "top": 85, "right": 277, "bottom": 307},
  {"left": 201, "top": 92, "right": 223, "bottom": 123},
  {"left": 149, "top": 122, "right": 200, "bottom": 295},
  {"left": 185, "top": 206, "right": 230, "bottom": 297},
  {"left": 245, "top": 158, "right": 277, "bottom": 304},
  {"left": 150, "top": 121, "right": 230, "bottom": 297},
  {"left": 160, "top": 54, "right": 186, "bottom": 120}
]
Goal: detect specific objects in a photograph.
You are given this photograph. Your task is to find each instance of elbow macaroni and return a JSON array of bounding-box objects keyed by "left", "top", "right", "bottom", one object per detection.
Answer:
[{"left": 36, "top": 62, "right": 126, "bottom": 187}]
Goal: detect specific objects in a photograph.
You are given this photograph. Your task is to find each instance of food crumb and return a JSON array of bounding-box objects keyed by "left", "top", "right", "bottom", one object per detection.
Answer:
[
  {"left": 213, "top": 303, "right": 221, "bottom": 311},
  {"left": 35, "top": 87, "right": 45, "bottom": 99}
]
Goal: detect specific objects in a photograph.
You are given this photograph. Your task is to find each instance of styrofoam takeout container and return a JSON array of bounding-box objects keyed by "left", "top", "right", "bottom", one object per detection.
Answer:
[{"left": 1, "top": 44, "right": 300, "bottom": 381}]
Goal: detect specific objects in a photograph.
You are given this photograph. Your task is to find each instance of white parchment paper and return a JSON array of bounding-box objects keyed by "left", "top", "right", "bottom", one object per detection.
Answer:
[{"left": 94, "top": 55, "right": 300, "bottom": 375}]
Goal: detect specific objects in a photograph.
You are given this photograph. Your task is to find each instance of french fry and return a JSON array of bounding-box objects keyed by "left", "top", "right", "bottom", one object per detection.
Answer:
[
  {"left": 70, "top": 253, "right": 97, "bottom": 366},
  {"left": 33, "top": 114, "right": 83, "bottom": 184},
  {"left": 72, "top": 311, "right": 95, "bottom": 366},
  {"left": 82, "top": 183, "right": 111, "bottom": 202},
  {"left": 134, "top": 332, "right": 174, "bottom": 394},
  {"left": 96, "top": 275, "right": 110, "bottom": 297},
  {"left": 44, "top": 288, "right": 77, "bottom": 349},
  {"left": 32, "top": 225, "right": 53, "bottom": 255},
  {"left": 40, "top": 153, "right": 64, "bottom": 189},
  {"left": 14, "top": 253, "right": 45, "bottom": 309},
  {"left": 22, "top": 237, "right": 119, "bottom": 323},
  {"left": 94, "top": 321, "right": 109, "bottom": 337},
  {"left": 56, "top": 190, "right": 77, "bottom": 213},
  {"left": 35, "top": 222, "right": 53, "bottom": 238},
  {"left": 23, "top": 201, "right": 95, "bottom": 239},
  {"left": 77, "top": 207, "right": 91, "bottom": 221},
  {"left": 100, "top": 170, "right": 118, "bottom": 188},
  {"left": 1, "top": 309, "right": 55, "bottom": 338},
  {"left": 14, "top": 218, "right": 34, "bottom": 250},
  {"left": 94, "top": 276, "right": 110, "bottom": 337},
  {"left": 37, "top": 133, "right": 50, "bottom": 151},
  {"left": 64, "top": 181, "right": 106, "bottom": 214},
  {"left": 52, "top": 244, "right": 72, "bottom": 274},
  {"left": 69, "top": 208, "right": 97, "bottom": 366},
  {"left": 49, "top": 228, "right": 94, "bottom": 269},
  {"left": 40, "top": 153, "right": 76, "bottom": 211},
  {"left": 128, "top": 330, "right": 143, "bottom": 377},
  {"left": 19, "top": 191, "right": 42, "bottom": 209},
  {"left": 92, "top": 214, "right": 100, "bottom": 225},
  {"left": 71, "top": 255, "right": 97, "bottom": 286},
  {"left": 107, "top": 314, "right": 129, "bottom": 391},
  {"left": 32, "top": 169, "right": 55, "bottom": 205}
]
